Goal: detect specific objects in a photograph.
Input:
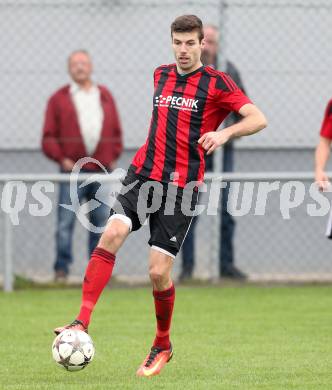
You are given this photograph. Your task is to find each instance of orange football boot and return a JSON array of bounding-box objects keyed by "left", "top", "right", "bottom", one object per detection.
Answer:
[{"left": 136, "top": 344, "right": 173, "bottom": 377}]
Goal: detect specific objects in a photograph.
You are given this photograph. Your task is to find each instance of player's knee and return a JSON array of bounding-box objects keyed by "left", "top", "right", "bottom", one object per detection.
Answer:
[
  {"left": 100, "top": 224, "right": 124, "bottom": 245},
  {"left": 149, "top": 267, "right": 167, "bottom": 285}
]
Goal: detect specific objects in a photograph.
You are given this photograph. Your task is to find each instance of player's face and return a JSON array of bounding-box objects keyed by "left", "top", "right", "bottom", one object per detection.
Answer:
[
  {"left": 68, "top": 52, "right": 93, "bottom": 84},
  {"left": 201, "top": 26, "right": 219, "bottom": 65},
  {"left": 172, "top": 31, "right": 203, "bottom": 73}
]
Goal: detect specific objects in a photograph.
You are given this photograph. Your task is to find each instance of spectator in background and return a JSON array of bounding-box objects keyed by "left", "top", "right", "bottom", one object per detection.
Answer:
[
  {"left": 42, "top": 50, "right": 123, "bottom": 281},
  {"left": 315, "top": 99, "right": 332, "bottom": 192},
  {"left": 180, "top": 25, "right": 247, "bottom": 280}
]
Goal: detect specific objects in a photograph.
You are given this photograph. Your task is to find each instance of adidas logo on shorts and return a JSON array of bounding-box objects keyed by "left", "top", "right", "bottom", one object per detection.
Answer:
[{"left": 170, "top": 236, "right": 177, "bottom": 242}]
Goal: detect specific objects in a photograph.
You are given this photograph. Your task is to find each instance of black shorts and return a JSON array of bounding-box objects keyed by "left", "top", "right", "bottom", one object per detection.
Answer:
[{"left": 110, "top": 165, "right": 198, "bottom": 257}]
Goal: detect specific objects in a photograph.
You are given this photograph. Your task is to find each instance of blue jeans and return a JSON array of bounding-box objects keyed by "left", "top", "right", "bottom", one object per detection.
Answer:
[
  {"left": 181, "top": 142, "right": 235, "bottom": 276},
  {"left": 54, "top": 174, "right": 110, "bottom": 275}
]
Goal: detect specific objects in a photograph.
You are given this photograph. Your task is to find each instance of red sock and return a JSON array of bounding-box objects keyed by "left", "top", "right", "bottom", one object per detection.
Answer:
[
  {"left": 153, "top": 284, "right": 175, "bottom": 350},
  {"left": 77, "top": 247, "right": 115, "bottom": 327}
]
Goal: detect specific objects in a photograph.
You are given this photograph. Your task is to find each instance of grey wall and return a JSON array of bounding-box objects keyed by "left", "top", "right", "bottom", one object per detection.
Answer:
[
  {"left": 0, "top": 0, "right": 219, "bottom": 149},
  {"left": 223, "top": 0, "right": 332, "bottom": 148},
  {"left": 1, "top": 0, "right": 331, "bottom": 150}
]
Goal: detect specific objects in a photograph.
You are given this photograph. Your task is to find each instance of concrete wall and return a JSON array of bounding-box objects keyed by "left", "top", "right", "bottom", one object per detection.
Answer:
[{"left": 1, "top": 0, "right": 331, "bottom": 150}]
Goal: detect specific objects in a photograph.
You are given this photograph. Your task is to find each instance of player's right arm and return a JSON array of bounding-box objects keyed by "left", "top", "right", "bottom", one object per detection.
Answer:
[
  {"left": 315, "top": 137, "right": 331, "bottom": 191},
  {"left": 199, "top": 103, "right": 267, "bottom": 155}
]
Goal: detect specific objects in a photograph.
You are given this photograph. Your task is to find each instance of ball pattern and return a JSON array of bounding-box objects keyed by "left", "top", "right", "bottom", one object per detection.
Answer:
[{"left": 52, "top": 329, "right": 95, "bottom": 371}]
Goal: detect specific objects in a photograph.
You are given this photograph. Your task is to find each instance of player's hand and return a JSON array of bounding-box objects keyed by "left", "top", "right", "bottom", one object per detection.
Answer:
[
  {"left": 198, "top": 131, "right": 230, "bottom": 155},
  {"left": 315, "top": 170, "right": 330, "bottom": 191},
  {"left": 61, "top": 158, "right": 75, "bottom": 172}
]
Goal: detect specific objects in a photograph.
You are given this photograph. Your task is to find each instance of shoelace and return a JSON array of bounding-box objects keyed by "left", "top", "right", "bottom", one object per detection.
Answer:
[
  {"left": 145, "top": 347, "right": 162, "bottom": 367},
  {"left": 69, "top": 319, "right": 85, "bottom": 328}
]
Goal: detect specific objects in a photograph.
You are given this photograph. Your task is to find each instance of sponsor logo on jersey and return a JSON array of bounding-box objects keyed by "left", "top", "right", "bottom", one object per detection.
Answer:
[{"left": 154, "top": 94, "right": 199, "bottom": 112}]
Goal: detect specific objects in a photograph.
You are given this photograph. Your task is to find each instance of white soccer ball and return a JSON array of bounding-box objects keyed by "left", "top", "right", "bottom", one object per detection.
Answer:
[{"left": 52, "top": 329, "right": 95, "bottom": 371}]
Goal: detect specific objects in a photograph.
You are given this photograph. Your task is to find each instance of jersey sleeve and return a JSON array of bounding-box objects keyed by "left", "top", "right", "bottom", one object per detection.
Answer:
[
  {"left": 153, "top": 68, "right": 158, "bottom": 88},
  {"left": 320, "top": 100, "right": 332, "bottom": 139},
  {"left": 214, "top": 73, "right": 252, "bottom": 112},
  {"left": 153, "top": 64, "right": 170, "bottom": 88}
]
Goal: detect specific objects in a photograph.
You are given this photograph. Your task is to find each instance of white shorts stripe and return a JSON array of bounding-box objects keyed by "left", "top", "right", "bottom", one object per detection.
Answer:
[
  {"left": 178, "top": 216, "right": 194, "bottom": 252},
  {"left": 326, "top": 206, "right": 332, "bottom": 238},
  {"left": 108, "top": 213, "right": 132, "bottom": 232},
  {"left": 151, "top": 245, "right": 175, "bottom": 259}
]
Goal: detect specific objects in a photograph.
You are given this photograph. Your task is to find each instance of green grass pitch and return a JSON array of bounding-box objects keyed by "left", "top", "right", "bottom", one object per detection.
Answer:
[{"left": 1, "top": 285, "right": 332, "bottom": 389}]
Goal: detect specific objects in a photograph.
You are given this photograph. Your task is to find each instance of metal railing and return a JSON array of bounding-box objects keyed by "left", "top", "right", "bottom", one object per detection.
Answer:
[{"left": 2, "top": 171, "right": 330, "bottom": 292}]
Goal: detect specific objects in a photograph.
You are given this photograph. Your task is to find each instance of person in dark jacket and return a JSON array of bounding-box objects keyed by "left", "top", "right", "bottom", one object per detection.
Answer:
[
  {"left": 42, "top": 50, "right": 123, "bottom": 280},
  {"left": 180, "top": 25, "right": 247, "bottom": 280}
]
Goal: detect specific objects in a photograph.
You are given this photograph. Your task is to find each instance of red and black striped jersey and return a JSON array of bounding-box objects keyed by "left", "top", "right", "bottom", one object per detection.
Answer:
[
  {"left": 132, "top": 63, "right": 252, "bottom": 187},
  {"left": 320, "top": 99, "right": 332, "bottom": 139}
]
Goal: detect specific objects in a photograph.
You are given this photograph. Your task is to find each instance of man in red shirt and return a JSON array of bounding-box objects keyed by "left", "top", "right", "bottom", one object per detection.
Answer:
[
  {"left": 54, "top": 16, "right": 267, "bottom": 376},
  {"left": 42, "top": 50, "right": 123, "bottom": 281}
]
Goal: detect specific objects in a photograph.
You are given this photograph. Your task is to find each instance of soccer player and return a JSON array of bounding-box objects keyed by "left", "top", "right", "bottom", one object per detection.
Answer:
[
  {"left": 315, "top": 99, "right": 332, "bottom": 191},
  {"left": 54, "top": 15, "right": 267, "bottom": 377}
]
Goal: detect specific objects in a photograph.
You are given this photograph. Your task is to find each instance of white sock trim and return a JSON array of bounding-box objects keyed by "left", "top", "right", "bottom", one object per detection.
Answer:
[
  {"left": 108, "top": 213, "right": 132, "bottom": 232},
  {"left": 151, "top": 245, "right": 175, "bottom": 259}
]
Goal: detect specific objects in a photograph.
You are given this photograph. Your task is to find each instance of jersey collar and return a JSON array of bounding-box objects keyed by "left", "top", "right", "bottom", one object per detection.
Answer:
[{"left": 176, "top": 65, "right": 205, "bottom": 78}]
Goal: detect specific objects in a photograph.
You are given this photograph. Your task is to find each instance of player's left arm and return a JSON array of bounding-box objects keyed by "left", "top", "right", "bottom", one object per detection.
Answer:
[{"left": 199, "top": 103, "right": 267, "bottom": 155}]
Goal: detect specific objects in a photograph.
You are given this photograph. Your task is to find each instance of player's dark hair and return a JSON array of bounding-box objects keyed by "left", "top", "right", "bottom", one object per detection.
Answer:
[{"left": 171, "top": 15, "right": 204, "bottom": 42}]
